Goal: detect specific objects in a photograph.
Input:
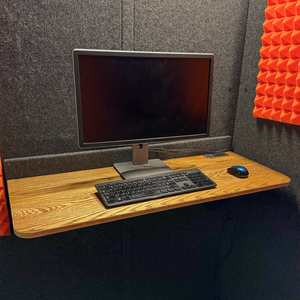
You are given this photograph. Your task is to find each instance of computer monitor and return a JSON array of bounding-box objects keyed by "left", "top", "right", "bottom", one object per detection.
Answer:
[{"left": 73, "top": 49, "right": 214, "bottom": 179}]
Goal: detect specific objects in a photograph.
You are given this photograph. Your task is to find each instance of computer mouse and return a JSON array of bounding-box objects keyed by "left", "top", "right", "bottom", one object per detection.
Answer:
[{"left": 227, "top": 166, "right": 249, "bottom": 178}]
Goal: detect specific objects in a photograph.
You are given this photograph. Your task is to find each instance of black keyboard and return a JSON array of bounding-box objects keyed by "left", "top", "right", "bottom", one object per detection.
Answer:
[{"left": 95, "top": 168, "right": 217, "bottom": 208}]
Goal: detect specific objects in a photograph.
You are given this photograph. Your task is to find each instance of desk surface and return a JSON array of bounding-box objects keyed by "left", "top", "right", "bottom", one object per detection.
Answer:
[{"left": 7, "top": 152, "right": 290, "bottom": 238}]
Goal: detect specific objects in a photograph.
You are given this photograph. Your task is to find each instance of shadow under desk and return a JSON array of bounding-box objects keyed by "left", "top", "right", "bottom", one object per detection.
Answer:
[{"left": 6, "top": 152, "right": 290, "bottom": 239}]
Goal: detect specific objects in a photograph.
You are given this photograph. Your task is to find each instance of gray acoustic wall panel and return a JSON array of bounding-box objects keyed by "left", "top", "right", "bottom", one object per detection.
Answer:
[
  {"left": 0, "top": 0, "right": 122, "bottom": 159},
  {"left": 223, "top": 2, "right": 300, "bottom": 299},
  {"left": 0, "top": 0, "right": 249, "bottom": 177},
  {"left": 233, "top": 0, "right": 300, "bottom": 205},
  {"left": 133, "top": 0, "right": 250, "bottom": 137},
  {"left": 4, "top": 136, "right": 231, "bottom": 179}
]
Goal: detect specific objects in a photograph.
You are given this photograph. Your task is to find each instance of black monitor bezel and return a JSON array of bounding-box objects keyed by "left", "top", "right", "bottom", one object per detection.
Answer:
[{"left": 73, "top": 49, "right": 214, "bottom": 149}]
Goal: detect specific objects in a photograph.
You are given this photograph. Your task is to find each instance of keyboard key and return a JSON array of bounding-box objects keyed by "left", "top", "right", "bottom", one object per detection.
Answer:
[{"left": 132, "top": 190, "right": 161, "bottom": 199}]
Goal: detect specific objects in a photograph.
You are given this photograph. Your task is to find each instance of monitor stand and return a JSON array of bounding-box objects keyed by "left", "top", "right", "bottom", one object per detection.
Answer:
[{"left": 113, "top": 144, "right": 174, "bottom": 179}]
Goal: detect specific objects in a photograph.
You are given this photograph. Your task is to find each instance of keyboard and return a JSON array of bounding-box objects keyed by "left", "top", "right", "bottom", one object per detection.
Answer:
[{"left": 95, "top": 168, "right": 217, "bottom": 208}]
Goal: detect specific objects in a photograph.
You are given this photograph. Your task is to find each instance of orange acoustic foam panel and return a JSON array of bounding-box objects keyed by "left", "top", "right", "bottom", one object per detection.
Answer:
[
  {"left": 253, "top": 0, "right": 300, "bottom": 125},
  {"left": 0, "top": 159, "right": 10, "bottom": 236}
]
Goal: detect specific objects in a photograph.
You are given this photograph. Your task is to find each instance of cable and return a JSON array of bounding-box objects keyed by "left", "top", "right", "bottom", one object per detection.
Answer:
[
  {"left": 149, "top": 147, "right": 233, "bottom": 156},
  {"left": 210, "top": 200, "right": 239, "bottom": 300}
]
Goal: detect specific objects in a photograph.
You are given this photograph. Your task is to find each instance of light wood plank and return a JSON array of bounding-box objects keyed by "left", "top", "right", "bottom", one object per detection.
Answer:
[{"left": 7, "top": 152, "right": 290, "bottom": 238}]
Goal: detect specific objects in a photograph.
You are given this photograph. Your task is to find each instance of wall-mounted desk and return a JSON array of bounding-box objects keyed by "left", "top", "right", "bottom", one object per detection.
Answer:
[{"left": 7, "top": 152, "right": 290, "bottom": 239}]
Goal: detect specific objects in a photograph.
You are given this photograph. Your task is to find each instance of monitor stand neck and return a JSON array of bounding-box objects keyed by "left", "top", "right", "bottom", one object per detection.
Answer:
[
  {"left": 113, "top": 143, "right": 174, "bottom": 179},
  {"left": 132, "top": 144, "right": 149, "bottom": 165}
]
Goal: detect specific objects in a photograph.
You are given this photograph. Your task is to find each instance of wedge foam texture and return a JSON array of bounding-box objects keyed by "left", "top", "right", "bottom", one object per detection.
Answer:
[
  {"left": 0, "top": 159, "right": 10, "bottom": 237},
  {"left": 254, "top": 0, "right": 300, "bottom": 125}
]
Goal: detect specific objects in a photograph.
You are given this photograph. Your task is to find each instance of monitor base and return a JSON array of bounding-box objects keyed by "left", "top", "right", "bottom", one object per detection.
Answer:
[{"left": 114, "top": 159, "right": 174, "bottom": 180}]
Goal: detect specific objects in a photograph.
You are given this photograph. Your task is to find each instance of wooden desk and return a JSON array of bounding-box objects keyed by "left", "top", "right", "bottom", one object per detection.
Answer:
[{"left": 7, "top": 152, "right": 290, "bottom": 238}]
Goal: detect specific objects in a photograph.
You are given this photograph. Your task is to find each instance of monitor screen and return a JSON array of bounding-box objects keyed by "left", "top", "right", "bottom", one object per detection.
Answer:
[{"left": 73, "top": 50, "right": 214, "bottom": 149}]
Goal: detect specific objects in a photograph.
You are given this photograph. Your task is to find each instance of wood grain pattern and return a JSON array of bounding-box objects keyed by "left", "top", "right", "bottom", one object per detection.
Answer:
[{"left": 7, "top": 152, "right": 290, "bottom": 238}]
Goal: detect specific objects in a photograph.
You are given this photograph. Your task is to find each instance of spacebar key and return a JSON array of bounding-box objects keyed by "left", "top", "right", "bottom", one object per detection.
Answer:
[{"left": 131, "top": 191, "right": 161, "bottom": 199}]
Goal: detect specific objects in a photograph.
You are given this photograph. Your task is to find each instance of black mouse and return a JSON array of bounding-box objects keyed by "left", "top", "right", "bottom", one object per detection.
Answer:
[{"left": 227, "top": 166, "right": 249, "bottom": 178}]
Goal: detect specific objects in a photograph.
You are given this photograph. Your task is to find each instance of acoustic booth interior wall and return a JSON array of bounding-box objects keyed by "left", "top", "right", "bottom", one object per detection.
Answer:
[{"left": 253, "top": 0, "right": 300, "bottom": 125}]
